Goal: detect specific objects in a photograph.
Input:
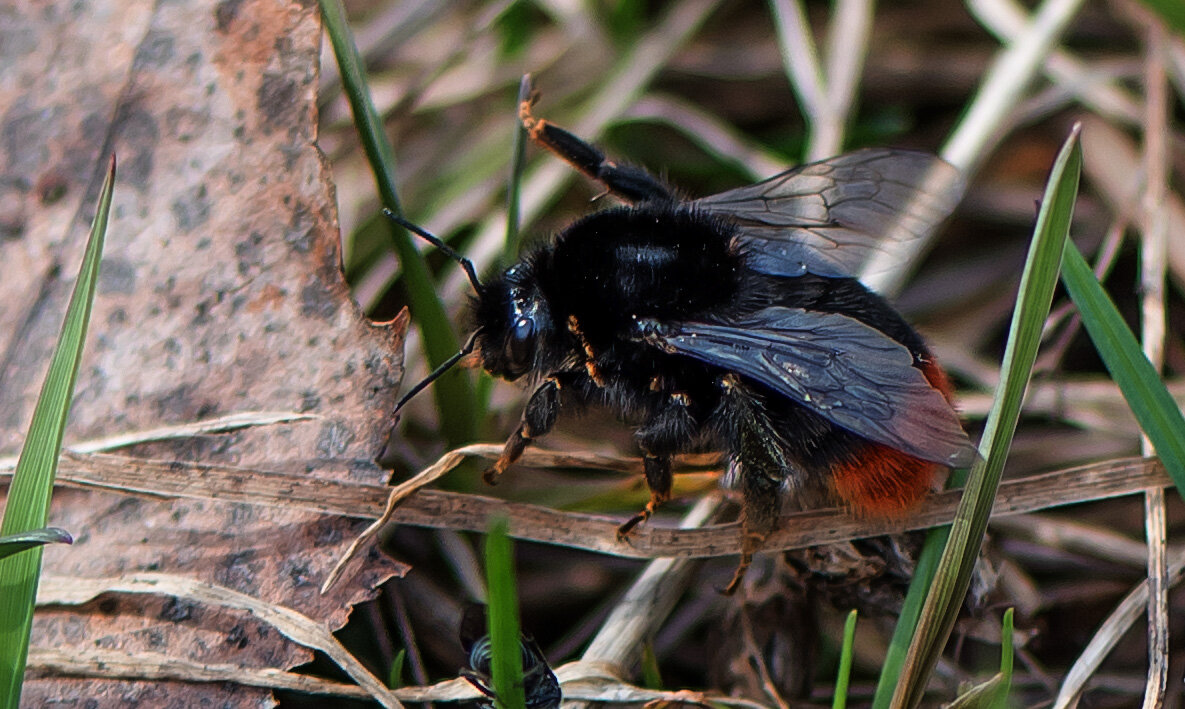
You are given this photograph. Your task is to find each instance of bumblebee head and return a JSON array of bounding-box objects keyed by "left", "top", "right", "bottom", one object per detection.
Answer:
[
  {"left": 473, "top": 262, "right": 549, "bottom": 381},
  {"left": 382, "top": 211, "right": 557, "bottom": 427}
]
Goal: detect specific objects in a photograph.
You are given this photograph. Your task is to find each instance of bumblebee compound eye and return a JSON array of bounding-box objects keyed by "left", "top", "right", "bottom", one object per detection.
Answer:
[{"left": 504, "top": 316, "right": 537, "bottom": 377}]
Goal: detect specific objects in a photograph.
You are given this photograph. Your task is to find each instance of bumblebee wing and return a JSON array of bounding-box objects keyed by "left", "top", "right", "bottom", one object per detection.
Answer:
[
  {"left": 521, "top": 636, "right": 562, "bottom": 709},
  {"left": 644, "top": 307, "right": 976, "bottom": 467},
  {"left": 692, "top": 149, "right": 963, "bottom": 280}
]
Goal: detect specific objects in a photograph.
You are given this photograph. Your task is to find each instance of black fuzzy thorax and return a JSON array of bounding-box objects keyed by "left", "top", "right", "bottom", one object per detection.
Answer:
[
  {"left": 537, "top": 204, "right": 744, "bottom": 344},
  {"left": 533, "top": 204, "right": 745, "bottom": 421}
]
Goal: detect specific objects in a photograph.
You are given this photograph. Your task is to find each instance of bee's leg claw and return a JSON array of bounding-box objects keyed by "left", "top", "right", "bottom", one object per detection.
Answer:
[
  {"left": 616, "top": 477, "right": 669, "bottom": 542},
  {"left": 616, "top": 512, "right": 647, "bottom": 542},
  {"left": 485, "top": 424, "right": 531, "bottom": 486},
  {"left": 721, "top": 532, "right": 767, "bottom": 595},
  {"left": 722, "top": 555, "right": 752, "bottom": 596},
  {"left": 482, "top": 465, "right": 504, "bottom": 486}
]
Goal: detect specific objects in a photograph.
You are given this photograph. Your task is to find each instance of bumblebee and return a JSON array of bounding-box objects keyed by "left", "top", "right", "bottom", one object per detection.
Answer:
[{"left": 392, "top": 86, "right": 975, "bottom": 592}]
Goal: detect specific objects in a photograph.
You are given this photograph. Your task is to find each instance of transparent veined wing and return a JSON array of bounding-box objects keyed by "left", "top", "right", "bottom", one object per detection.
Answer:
[
  {"left": 693, "top": 149, "right": 964, "bottom": 281},
  {"left": 640, "top": 307, "right": 976, "bottom": 468}
]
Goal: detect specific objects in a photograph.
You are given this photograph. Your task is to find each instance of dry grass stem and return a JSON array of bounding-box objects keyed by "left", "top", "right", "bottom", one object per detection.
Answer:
[
  {"left": 26, "top": 648, "right": 374, "bottom": 699},
  {"left": 0, "top": 412, "right": 315, "bottom": 470},
  {"left": 989, "top": 514, "right": 1177, "bottom": 569},
  {"left": 1052, "top": 548, "right": 1185, "bottom": 709},
  {"left": 15, "top": 445, "right": 1172, "bottom": 562},
  {"left": 579, "top": 495, "right": 721, "bottom": 675},
  {"left": 864, "top": 0, "right": 1088, "bottom": 294},
  {"left": 1136, "top": 10, "right": 1171, "bottom": 705},
  {"left": 969, "top": 0, "right": 1142, "bottom": 125},
  {"left": 36, "top": 574, "right": 403, "bottom": 708}
]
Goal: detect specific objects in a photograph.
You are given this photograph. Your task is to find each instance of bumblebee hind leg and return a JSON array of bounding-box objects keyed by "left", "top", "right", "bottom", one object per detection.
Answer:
[
  {"left": 725, "top": 466, "right": 783, "bottom": 595},
  {"left": 714, "top": 375, "right": 790, "bottom": 595},
  {"left": 520, "top": 91, "right": 674, "bottom": 204}
]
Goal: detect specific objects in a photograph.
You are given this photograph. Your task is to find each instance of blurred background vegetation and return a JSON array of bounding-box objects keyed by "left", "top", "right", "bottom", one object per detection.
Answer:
[{"left": 308, "top": 1, "right": 1185, "bottom": 706}]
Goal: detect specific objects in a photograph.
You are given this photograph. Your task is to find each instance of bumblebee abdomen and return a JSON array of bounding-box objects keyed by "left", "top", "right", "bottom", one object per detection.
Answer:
[{"left": 760, "top": 324, "right": 958, "bottom": 514}]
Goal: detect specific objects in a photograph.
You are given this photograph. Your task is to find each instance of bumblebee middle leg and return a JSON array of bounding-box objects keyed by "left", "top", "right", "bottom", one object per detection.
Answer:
[
  {"left": 617, "top": 392, "right": 696, "bottom": 539},
  {"left": 519, "top": 93, "right": 674, "bottom": 204},
  {"left": 616, "top": 454, "right": 672, "bottom": 540},
  {"left": 714, "top": 375, "right": 791, "bottom": 595}
]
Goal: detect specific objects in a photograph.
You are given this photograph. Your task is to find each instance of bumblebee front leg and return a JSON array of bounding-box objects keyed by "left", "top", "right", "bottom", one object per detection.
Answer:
[
  {"left": 618, "top": 392, "right": 695, "bottom": 539},
  {"left": 483, "top": 375, "right": 563, "bottom": 484},
  {"left": 715, "top": 375, "right": 789, "bottom": 595}
]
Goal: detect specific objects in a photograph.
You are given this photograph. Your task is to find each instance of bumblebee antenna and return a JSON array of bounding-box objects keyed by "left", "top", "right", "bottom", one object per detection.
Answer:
[
  {"left": 390, "top": 330, "right": 480, "bottom": 418},
  {"left": 383, "top": 209, "right": 482, "bottom": 292}
]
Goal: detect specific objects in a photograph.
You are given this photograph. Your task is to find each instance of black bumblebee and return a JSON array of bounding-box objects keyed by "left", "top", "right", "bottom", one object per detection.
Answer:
[
  {"left": 391, "top": 85, "right": 976, "bottom": 593},
  {"left": 459, "top": 603, "right": 561, "bottom": 709}
]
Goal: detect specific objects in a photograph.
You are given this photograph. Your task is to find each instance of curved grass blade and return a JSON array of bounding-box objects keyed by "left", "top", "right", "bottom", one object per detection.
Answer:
[
  {"left": 881, "top": 125, "right": 1081, "bottom": 708},
  {"left": 832, "top": 609, "right": 857, "bottom": 709},
  {"left": 485, "top": 516, "right": 526, "bottom": 709},
  {"left": 945, "top": 609, "right": 1015, "bottom": 709},
  {"left": 318, "top": 0, "right": 477, "bottom": 445},
  {"left": 0, "top": 156, "right": 113, "bottom": 704},
  {"left": 1060, "top": 242, "right": 1185, "bottom": 486},
  {"left": 0, "top": 528, "right": 73, "bottom": 561}
]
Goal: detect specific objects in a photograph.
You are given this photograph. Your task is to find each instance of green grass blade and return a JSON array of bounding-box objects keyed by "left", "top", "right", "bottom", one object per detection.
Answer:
[
  {"left": 871, "top": 522, "right": 951, "bottom": 706},
  {"left": 0, "top": 529, "right": 73, "bottom": 561},
  {"left": 1137, "top": 1, "right": 1185, "bottom": 34},
  {"left": 886, "top": 125, "right": 1081, "bottom": 708},
  {"left": 994, "top": 608, "right": 1014, "bottom": 708},
  {"left": 387, "top": 648, "right": 406, "bottom": 689},
  {"left": 1060, "top": 242, "right": 1185, "bottom": 490},
  {"left": 485, "top": 516, "right": 526, "bottom": 709},
  {"left": 318, "top": 0, "right": 476, "bottom": 445},
  {"left": 0, "top": 155, "right": 113, "bottom": 705},
  {"left": 943, "top": 610, "right": 1014, "bottom": 709},
  {"left": 640, "top": 642, "right": 664, "bottom": 690},
  {"left": 474, "top": 74, "right": 535, "bottom": 415},
  {"left": 832, "top": 609, "right": 858, "bottom": 709}
]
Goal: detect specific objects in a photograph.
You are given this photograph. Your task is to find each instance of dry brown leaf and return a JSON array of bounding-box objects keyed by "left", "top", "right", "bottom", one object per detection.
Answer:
[{"left": 0, "top": 0, "right": 406, "bottom": 704}]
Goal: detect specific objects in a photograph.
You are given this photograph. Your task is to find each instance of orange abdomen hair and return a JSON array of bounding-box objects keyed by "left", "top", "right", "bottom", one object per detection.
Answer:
[{"left": 831, "top": 358, "right": 957, "bottom": 516}]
